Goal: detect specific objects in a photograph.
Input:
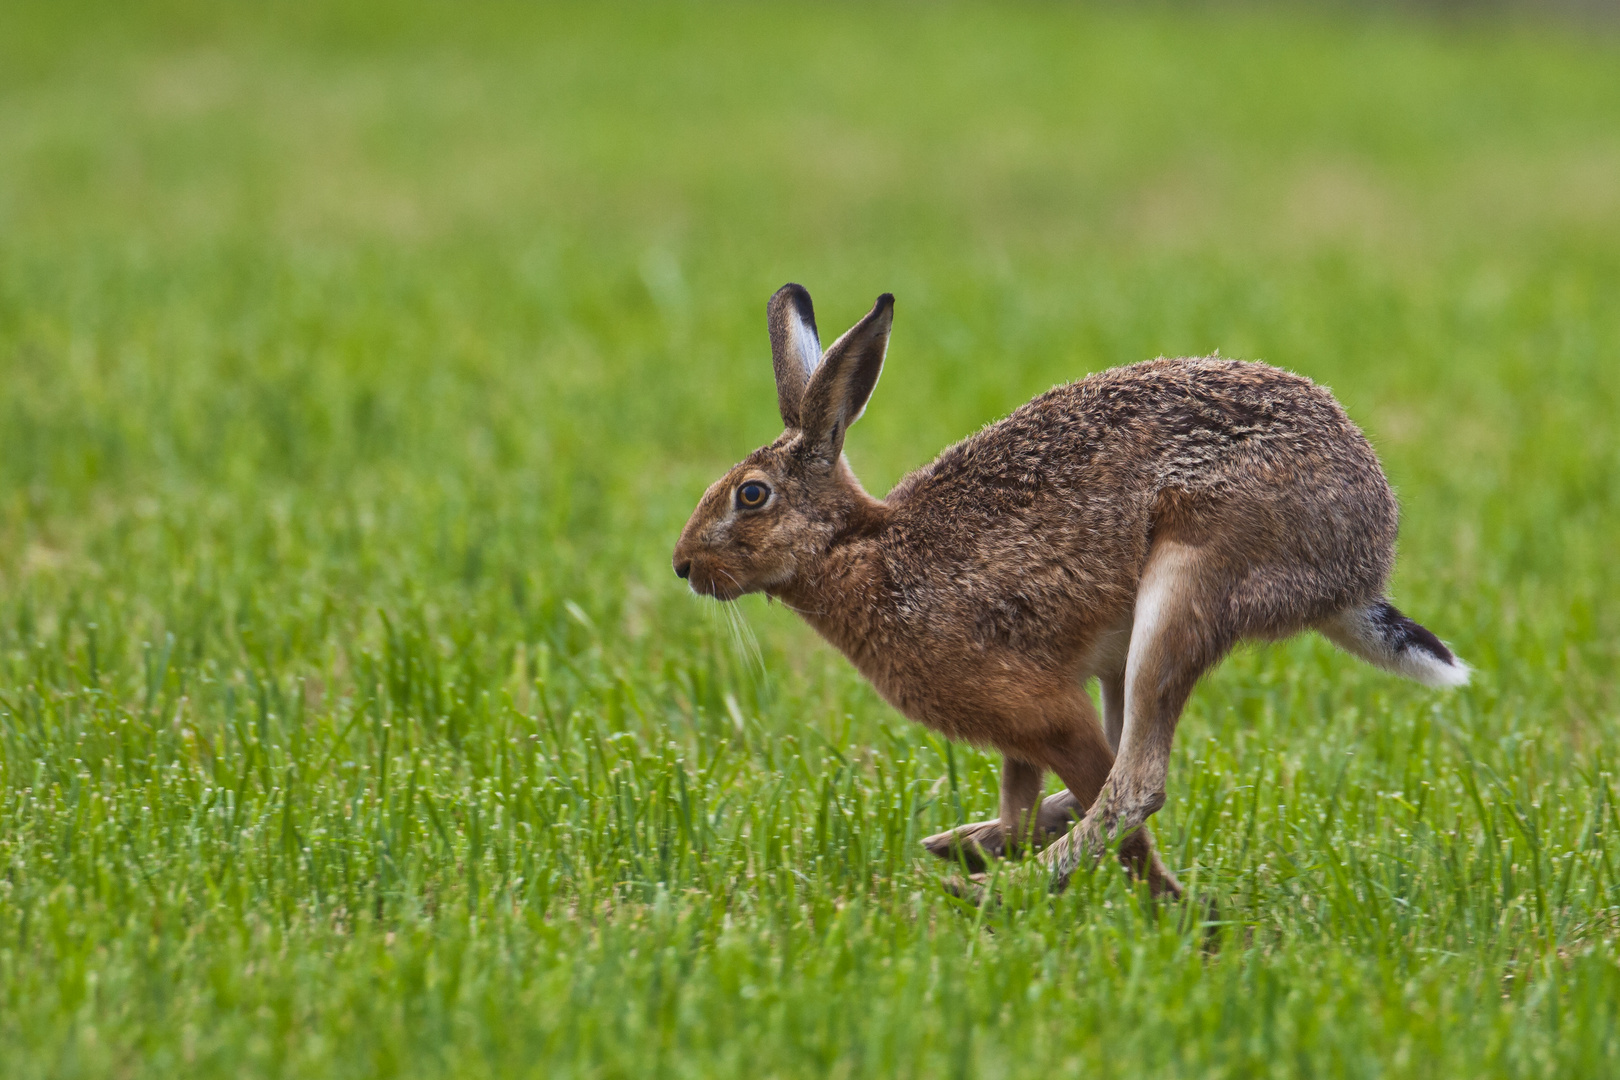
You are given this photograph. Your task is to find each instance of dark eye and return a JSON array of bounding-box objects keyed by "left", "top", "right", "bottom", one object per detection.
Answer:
[{"left": 736, "top": 481, "right": 770, "bottom": 509}]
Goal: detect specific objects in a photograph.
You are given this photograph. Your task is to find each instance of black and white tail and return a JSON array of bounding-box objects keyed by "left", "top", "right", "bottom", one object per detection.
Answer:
[{"left": 1320, "top": 600, "right": 1470, "bottom": 688}]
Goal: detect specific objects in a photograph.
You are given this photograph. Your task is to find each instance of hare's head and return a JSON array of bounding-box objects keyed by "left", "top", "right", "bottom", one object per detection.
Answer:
[{"left": 673, "top": 285, "right": 893, "bottom": 601}]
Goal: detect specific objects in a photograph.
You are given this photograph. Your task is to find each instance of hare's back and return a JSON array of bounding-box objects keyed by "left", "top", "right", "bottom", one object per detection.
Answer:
[
  {"left": 1083, "top": 357, "right": 1400, "bottom": 620},
  {"left": 883, "top": 358, "right": 1397, "bottom": 631},
  {"left": 900, "top": 357, "right": 1387, "bottom": 508},
  {"left": 1070, "top": 357, "right": 1387, "bottom": 492}
]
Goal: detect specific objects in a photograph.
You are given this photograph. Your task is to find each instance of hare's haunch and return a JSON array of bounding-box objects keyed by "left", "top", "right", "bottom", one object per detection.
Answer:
[{"left": 674, "top": 285, "right": 1468, "bottom": 894}]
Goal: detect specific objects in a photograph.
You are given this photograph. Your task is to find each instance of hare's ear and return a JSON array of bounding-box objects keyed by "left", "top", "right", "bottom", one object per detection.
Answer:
[
  {"left": 799, "top": 293, "right": 894, "bottom": 462},
  {"left": 768, "top": 283, "right": 822, "bottom": 428}
]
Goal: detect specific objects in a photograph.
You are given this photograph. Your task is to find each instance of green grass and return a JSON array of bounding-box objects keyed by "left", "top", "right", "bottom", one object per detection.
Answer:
[{"left": 2, "top": 1, "right": 1619, "bottom": 1075}]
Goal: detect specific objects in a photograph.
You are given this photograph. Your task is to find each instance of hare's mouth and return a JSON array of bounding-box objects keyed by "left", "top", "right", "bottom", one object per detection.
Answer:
[{"left": 687, "top": 563, "right": 745, "bottom": 602}]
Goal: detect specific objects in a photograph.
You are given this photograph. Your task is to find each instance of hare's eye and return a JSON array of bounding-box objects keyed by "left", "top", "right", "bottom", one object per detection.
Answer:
[{"left": 736, "top": 482, "right": 770, "bottom": 510}]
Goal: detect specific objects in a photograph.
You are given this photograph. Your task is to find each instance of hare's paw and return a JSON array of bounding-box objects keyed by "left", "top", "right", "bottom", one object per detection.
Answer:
[
  {"left": 921, "top": 819, "right": 1008, "bottom": 872},
  {"left": 1038, "top": 817, "right": 1187, "bottom": 900},
  {"left": 1036, "top": 819, "right": 1106, "bottom": 892}
]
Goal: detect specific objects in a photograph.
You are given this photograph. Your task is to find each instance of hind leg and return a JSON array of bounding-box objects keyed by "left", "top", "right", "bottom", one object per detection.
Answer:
[
  {"left": 922, "top": 755, "right": 1045, "bottom": 871},
  {"left": 1041, "top": 540, "right": 1228, "bottom": 891},
  {"left": 1034, "top": 714, "right": 1182, "bottom": 898}
]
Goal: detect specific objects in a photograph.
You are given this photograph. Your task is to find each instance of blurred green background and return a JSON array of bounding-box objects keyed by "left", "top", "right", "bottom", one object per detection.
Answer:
[{"left": 2, "top": 1, "right": 1619, "bottom": 1077}]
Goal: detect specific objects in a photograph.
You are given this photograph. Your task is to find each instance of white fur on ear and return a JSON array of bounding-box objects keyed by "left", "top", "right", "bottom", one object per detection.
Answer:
[
  {"left": 767, "top": 283, "right": 823, "bottom": 430},
  {"left": 790, "top": 309, "right": 822, "bottom": 379}
]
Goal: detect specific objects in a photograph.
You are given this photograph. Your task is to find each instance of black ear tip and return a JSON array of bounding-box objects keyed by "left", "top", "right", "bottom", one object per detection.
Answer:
[
  {"left": 770, "top": 282, "right": 817, "bottom": 325},
  {"left": 875, "top": 292, "right": 895, "bottom": 316}
]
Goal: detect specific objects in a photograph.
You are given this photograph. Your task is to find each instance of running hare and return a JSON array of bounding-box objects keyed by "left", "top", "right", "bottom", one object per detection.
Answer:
[{"left": 673, "top": 285, "right": 1468, "bottom": 896}]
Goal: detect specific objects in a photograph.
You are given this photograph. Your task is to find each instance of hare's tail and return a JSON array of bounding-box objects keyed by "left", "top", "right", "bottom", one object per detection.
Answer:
[{"left": 1320, "top": 600, "right": 1470, "bottom": 688}]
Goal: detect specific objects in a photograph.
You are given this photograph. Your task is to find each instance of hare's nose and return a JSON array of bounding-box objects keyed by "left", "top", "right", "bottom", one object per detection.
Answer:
[{"left": 675, "top": 560, "right": 692, "bottom": 579}]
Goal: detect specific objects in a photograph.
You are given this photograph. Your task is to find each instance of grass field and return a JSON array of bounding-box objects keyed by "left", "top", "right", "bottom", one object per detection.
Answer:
[{"left": 3, "top": 1, "right": 1620, "bottom": 1075}]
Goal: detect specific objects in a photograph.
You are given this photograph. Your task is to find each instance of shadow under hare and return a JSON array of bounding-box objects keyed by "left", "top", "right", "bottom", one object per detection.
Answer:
[{"left": 674, "top": 285, "right": 1468, "bottom": 896}]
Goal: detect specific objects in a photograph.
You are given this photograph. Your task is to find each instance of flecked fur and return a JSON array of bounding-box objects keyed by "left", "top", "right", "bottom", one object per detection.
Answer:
[{"left": 673, "top": 286, "right": 1467, "bottom": 895}]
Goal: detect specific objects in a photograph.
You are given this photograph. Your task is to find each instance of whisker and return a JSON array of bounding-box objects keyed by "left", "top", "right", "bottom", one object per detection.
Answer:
[{"left": 714, "top": 570, "right": 766, "bottom": 679}]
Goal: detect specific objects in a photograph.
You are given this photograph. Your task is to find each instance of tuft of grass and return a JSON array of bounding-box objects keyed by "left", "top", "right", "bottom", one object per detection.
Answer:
[{"left": 2, "top": 1, "right": 1619, "bottom": 1076}]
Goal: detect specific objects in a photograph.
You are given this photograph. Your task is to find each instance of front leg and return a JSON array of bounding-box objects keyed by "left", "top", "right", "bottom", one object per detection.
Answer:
[{"left": 922, "top": 755, "right": 1052, "bottom": 871}]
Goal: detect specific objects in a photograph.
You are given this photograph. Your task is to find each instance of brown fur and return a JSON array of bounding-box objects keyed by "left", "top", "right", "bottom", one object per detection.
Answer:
[{"left": 674, "top": 286, "right": 1465, "bottom": 895}]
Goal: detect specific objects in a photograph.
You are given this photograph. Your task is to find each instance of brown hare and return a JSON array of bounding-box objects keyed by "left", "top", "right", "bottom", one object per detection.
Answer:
[{"left": 673, "top": 284, "right": 1468, "bottom": 896}]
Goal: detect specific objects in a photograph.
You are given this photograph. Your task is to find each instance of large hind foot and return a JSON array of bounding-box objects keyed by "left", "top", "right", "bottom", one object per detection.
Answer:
[{"left": 922, "top": 789, "right": 1085, "bottom": 872}]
